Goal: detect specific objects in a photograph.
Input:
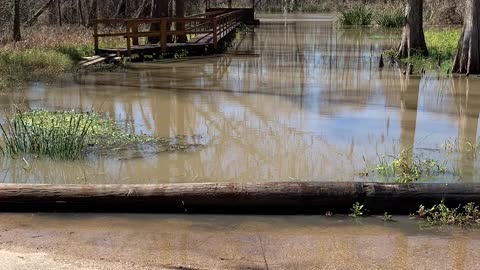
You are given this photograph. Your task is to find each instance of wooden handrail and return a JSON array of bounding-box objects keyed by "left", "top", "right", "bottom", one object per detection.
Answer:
[{"left": 93, "top": 8, "right": 246, "bottom": 55}]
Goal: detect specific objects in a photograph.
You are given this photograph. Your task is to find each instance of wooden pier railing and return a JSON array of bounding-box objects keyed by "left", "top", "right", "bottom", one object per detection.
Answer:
[{"left": 93, "top": 8, "right": 251, "bottom": 56}]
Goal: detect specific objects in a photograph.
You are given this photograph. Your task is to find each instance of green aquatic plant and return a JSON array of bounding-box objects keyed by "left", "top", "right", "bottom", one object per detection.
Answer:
[
  {"left": 374, "top": 5, "right": 404, "bottom": 28},
  {"left": 374, "top": 151, "right": 447, "bottom": 183},
  {"left": 382, "top": 212, "right": 393, "bottom": 222},
  {"left": 340, "top": 5, "right": 373, "bottom": 26},
  {"left": 417, "top": 200, "right": 480, "bottom": 227},
  {"left": 350, "top": 202, "right": 366, "bottom": 217},
  {"left": 0, "top": 110, "right": 202, "bottom": 161},
  {"left": 0, "top": 111, "right": 92, "bottom": 160}
]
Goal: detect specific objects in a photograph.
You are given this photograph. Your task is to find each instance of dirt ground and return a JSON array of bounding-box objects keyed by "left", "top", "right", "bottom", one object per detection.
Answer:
[{"left": 0, "top": 213, "right": 479, "bottom": 270}]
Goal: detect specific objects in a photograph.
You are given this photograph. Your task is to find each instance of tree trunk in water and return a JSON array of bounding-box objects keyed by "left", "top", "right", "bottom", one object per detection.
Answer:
[
  {"left": 398, "top": 0, "right": 428, "bottom": 58},
  {"left": 453, "top": 0, "right": 480, "bottom": 75},
  {"left": 176, "top": 0, "right": 186, "bottom": 42},
  {"left": 87, "top": 0, "right": 97, "bottom": 27},
  {"left": 77, "top": 0, "right": 85, "bottom": 25},
  {"left": 13, "top": 0, "right": 21, "bottom": 41},
  {"left": 149, "top": 0, "right": 169, "bottom": 43}
]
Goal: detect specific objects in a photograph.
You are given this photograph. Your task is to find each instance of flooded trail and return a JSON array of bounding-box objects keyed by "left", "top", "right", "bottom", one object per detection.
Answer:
[
  {"left": 1, "top": 15, "right": 480, "bottom": 184},
  {"left": 0, "top": 213, "right": 479, "bottom": 270}
]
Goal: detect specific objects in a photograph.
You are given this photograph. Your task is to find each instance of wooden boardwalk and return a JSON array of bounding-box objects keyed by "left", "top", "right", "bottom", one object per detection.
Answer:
[{"left": 93, "top": 8, "right": 255, "bottom": 57}]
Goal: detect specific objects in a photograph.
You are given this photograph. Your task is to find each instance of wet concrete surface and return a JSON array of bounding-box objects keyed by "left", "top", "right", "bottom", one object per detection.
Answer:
[{"left": 0, "top": 213, "right": 479, "bottom": 269}]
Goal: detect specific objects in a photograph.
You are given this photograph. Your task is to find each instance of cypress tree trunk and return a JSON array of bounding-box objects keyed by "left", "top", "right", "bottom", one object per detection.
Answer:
[
  {"left": 398, "top": 0, "right": 428, "bottom": 58},
  {"left": 453, "top": 0, "right": 480, "bottom": 75},
  {"left": 13, "top": 0, "right": 21, "bottom": 41}
]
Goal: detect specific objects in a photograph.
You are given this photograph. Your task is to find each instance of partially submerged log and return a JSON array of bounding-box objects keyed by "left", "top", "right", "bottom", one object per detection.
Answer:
[{"left": 0, "top": 182, "right": 479, "bottom": 214}]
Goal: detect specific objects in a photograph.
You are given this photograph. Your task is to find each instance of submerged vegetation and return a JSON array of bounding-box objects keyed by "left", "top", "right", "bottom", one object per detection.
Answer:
[
  {"left": 349, "top": 202, "right": 366, "bottom": 217},
  {"left": 417, "top": 201, "right": 480, "bottom": 227},
  {"left": 0, "top": 110, "right": 202, "bottom": 160},
  {"left": 370, "top": 151, "right": 447, "bottom": 183}
]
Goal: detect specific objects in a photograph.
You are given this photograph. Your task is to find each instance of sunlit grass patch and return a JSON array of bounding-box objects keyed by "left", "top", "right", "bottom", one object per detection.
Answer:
[
  {"left": 385, "top": 29, "right": 461, "bottom": 73},
  {"left": 0, "top": 49, "right": 72, "bottom": 83}
]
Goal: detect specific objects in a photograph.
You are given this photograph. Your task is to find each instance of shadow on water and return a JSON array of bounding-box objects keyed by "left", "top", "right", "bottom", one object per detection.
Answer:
[{"left": 0, "top": 16, "right": 479, "bottom": 184}]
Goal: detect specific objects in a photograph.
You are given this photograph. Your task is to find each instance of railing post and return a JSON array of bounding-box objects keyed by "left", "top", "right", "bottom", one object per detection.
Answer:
[
  {"left": 132, "top": 22, "right": 139, "bottom": 46},
  {"left": 161, "top": 18, "right": 167, "bottom": 53},
  {"left": 212, "top": 17, "right": 217, "bottom": 50},
  {"left": 126, "top": 21, "right": 131, "bottom": 56},
  {"left": 93, "top": 21, "right": 99, "bottom": 55}
]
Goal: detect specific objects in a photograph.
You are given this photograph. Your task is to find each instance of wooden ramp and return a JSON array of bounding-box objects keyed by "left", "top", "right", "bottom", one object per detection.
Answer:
[{"left": 93, "top": 8, "right": 253, "bottom": 57}]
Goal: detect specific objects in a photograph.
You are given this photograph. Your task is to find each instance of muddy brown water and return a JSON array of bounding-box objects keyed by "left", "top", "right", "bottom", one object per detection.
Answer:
[{"left": 1, "top": 15, "right": 480, "bottom": 184}]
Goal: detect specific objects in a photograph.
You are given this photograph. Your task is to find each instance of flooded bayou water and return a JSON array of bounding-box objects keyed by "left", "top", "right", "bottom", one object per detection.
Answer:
[{"left": 1, "top": 15, "right": 480, "bottom": 184}]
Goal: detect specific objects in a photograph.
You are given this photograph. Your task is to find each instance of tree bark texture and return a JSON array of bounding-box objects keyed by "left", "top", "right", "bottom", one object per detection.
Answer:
[
  {"left": 453, "top": 0, "right": 480, "bottom": 74},
  {"left": 0, "top": 182, "right": 479, "bottom": 214},
  {"left": 398, "top": 0, "right": 428, "bottom": 58},
  {"left": 13, "top": 0, "right": 22, "bottom": 41}
]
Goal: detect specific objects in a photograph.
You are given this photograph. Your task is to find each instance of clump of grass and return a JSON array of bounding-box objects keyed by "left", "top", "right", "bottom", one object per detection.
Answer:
[
  {"left": 0, "top": 49, "right": 72, "bottom": 87},
  {"left": 374, "top": 5, "right": 404, "bottom": 28},
  {"left": 374, "top": 151, "right": 447, "bottom": 183},
  {"left": 340, "top": 5, "right": 373, "bottom": 26},
  {"left": 417, "top": 200, "right": 480, "bottom": 227},
  {"left": 0, "top": 111, "right": 93, "bottom": 160},
  {"left": 349, "top": 202, "right": 366, "bottom": 217},
  {"left": 55, "top": 45, "right": 94, "bottom": 62},
  {"left": 0, "top": 110, "right": 203, "bottom": 160}
]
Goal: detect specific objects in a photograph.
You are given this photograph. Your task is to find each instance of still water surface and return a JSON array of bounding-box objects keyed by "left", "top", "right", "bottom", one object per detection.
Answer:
[{"left": 1, "top": 15, "right": 480, "bottom": 184}]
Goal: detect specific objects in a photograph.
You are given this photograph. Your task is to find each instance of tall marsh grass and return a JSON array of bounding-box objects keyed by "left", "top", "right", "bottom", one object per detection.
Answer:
[
  {"left": 0, "top": 111, "right": 93, "bottom": 160},
  {"left": 374, "top": 5, "right": 404, "bottom": 28},
  {"left": 339, "top": 5, "right": 373, "bottom": 26}
]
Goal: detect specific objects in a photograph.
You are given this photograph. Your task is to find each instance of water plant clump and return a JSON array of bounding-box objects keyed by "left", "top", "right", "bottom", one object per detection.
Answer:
[
  {"left": 373, "top": 151, "right": 447, "bottom": 183},
  {"left": 339, "top": 5, "right": 373, "bottom": 26},
  {"left": 0, "top": 110, "right": 202, "bottom": 161},
  {"left": 374, "top": 5, "right": 404, "bottom": 28},
  {"left": 0, "top": 111, "right": 92, "bottom": 160},
  {"left": 417, "top": 200, "right": 480, "bottom": 227},
  {"left": 349, "top": 202, "right": 367, "bottom": 217}
]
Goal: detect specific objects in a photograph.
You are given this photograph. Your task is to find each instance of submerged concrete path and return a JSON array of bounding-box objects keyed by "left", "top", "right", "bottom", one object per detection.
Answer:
[{"left": 0, "top": 213, "right": 479, "bottom": 270}]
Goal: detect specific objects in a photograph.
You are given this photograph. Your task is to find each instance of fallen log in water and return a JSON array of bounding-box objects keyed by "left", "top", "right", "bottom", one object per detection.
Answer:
[{"left": 0, "top": 182, "right": 479, "bottom": 214}]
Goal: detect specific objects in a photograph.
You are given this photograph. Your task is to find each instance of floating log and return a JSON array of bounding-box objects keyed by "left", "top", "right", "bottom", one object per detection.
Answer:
[{"left": 0, "top": 182, "right": 479, "bottom": 214}]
